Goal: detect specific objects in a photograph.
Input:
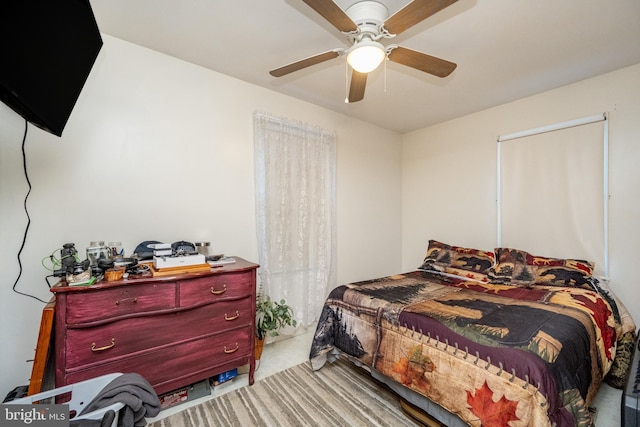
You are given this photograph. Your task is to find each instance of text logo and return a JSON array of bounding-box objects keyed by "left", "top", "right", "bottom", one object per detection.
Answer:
[{"left": 1, "top": 405, "right": 68, "bottom": 427}]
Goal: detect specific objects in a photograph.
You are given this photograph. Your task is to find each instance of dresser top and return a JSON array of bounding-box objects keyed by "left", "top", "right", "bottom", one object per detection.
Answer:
[{"left": 51, "top": 256, "right": 258, "bottom": 294}]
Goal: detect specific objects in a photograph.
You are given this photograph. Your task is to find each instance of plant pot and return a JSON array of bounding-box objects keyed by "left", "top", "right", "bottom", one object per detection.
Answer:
[{"left": 255, "top": 336, "right": 265, "bottom": 360}]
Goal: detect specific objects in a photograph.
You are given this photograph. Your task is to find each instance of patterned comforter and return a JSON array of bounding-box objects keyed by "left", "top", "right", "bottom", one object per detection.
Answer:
[{"left": 309, "top": 270, "right": 620, "bottom": 427}]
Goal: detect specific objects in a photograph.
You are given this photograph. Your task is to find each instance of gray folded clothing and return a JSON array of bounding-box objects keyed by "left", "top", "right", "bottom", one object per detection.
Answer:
[{"left": 75, "top": 373, "right": 161, "bottom": 427}]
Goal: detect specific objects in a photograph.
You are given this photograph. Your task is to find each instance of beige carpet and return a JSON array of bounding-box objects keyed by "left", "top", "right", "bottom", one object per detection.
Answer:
[{"left": 147, "top": 358, "right": 420, "bottom": 427}]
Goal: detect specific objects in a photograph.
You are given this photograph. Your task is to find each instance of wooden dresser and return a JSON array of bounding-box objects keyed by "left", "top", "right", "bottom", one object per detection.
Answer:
[{"left": 50, "top": 257, "right": 258, "bottom": 395}]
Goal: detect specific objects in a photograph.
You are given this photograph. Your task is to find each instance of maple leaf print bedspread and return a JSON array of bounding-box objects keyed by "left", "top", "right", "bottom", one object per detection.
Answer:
[{"left": 309, "top": 270, "right": 619, "bottom": 427}]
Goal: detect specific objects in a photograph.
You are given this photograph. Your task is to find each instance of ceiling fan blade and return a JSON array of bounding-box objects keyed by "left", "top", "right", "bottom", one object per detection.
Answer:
[
  {"left": 270, "top": 50, "right": 341, "bottom": 77},
  {"left": 388, "top": 46, "right": 457, "bottom": 77},
  {"left": 348, "top": 71, "right": 367, "bottom": 103},
  {"left": 302, "top": 0, "right": 358, "bottom": 33},
  {"left": 383, "top": 0, "right": 458, "bottom": 35}
]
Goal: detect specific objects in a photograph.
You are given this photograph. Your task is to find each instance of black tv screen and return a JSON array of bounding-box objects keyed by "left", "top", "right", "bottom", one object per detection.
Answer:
[{"left": 0, "top": 1, "right": 103, "bottom": 137}]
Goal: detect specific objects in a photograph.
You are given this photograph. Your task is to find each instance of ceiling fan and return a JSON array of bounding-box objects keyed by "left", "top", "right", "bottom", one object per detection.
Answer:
[{"left": 269, "top": 0, "right": 459, "bottom": 103}]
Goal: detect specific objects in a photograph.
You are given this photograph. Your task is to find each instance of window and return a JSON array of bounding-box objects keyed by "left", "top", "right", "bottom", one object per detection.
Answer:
[{"left": 253, "top": 112, "right": 337, "bottom": 327}]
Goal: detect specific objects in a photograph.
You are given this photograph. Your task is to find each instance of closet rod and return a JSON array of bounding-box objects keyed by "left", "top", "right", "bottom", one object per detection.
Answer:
[{"left": 497, "top": 113, "right": 606, "bottom": 142}]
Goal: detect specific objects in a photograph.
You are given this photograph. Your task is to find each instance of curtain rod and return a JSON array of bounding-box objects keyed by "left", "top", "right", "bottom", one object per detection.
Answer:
[
  {"left": 253, "top": 111, "right": 336, "bottom": 137},
  {"left": 497, "top": 113, "right": 606, "bottom": 142}
]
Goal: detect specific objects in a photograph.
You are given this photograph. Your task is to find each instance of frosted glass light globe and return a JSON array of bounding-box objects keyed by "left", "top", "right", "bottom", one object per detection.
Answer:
[{"left": 347, "top": 41, "right": 385, "bottom": 73}]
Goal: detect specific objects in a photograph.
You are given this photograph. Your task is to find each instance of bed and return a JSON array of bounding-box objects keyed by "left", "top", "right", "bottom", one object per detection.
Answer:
[{"left": 309, "top": 240, "right": 636, "bottom": 427}]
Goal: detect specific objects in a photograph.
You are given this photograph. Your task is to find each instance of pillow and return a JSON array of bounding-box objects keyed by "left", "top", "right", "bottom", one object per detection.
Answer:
[
  {"left": 489, "top": 247, "right": 594, "bottom": 288},
  {"left": 487, "top": 248, "right": 535, "bottom": 286},
  {"left": 605, "top": 330, "right": 636, "bottom": 389},
  {"left": 419, "top": 240, "right": 494, "bottom": 282}
]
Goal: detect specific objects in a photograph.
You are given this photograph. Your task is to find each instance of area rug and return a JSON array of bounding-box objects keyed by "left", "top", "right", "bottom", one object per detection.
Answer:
[{"left": 147, "top": 358, "right": 419, "bottom": 427}]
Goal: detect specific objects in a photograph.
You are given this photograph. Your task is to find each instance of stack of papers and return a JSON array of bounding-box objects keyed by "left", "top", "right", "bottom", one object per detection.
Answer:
[{"left": 208, "top": 256, "right": 236, "bottom": 267}]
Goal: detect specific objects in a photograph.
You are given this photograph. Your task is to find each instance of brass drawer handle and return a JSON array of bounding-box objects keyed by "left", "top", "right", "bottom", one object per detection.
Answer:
[
  {"left": 224, "top": 343, "right": 239, "bottom": 354},
  {"left": 224, "top": 310, "right": 240, "bottom": 321},
  {"left": 210, "top": 284, "right": 227, "bottom": 295},
  {"left": 115, "top": 297, "right": 137, "bottom": 305},
  {"left": 91, "top": 338, "right": 116, "bottom": 352}
]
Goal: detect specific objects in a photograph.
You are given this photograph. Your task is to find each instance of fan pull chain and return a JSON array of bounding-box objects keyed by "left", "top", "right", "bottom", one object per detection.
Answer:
[
  {"left": 384, "top": 57, "right": 387, "bottom": 93},
  {"left": 344, "top": 62, "right": 349, "bottom": 103}
]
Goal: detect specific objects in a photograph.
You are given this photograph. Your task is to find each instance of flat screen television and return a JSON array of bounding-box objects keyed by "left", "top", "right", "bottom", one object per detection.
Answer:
[{"left": 0, "top": 1, "right": 103, "bottom": 137}]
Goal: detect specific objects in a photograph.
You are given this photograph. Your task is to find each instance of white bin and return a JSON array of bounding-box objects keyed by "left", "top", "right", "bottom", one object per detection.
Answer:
[{"left": 4, "top": 373, "right": 124, "bottom": 427}]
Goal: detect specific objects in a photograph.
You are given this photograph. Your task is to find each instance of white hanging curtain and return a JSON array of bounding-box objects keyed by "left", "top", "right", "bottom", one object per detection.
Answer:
[
  {"left": 497, "top": 114, "right": 608, "bottom": 277},
  {"left": 253, "top": 112, "right": 337, "bottom": 328}
]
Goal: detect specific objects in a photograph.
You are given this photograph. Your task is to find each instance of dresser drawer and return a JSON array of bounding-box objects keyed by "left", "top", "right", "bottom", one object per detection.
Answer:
[
  {"left": 65, "top": 297, "right": 253, "bottom": 370},
  {"left": 179, "top": 271, "right": 253, "bottom": 307},
  {"left": 66, "top": 282, "right": 176, "bottom": 324},
  {"left": 54, "top": 257, "right": 259, "bottom": 393},
  {"left": 65, "top": 326, "right": 252, "bottom": 394}
]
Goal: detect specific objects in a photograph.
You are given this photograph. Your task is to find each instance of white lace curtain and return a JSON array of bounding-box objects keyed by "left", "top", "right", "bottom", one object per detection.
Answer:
[{"left": 253, "top": 112, "right": 337, "bottom": 329}]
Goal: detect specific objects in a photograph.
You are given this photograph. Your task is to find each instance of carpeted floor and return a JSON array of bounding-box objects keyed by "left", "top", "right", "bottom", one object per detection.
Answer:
[{"left": 147, "top": 358, "right": 419, "bottom": 427}]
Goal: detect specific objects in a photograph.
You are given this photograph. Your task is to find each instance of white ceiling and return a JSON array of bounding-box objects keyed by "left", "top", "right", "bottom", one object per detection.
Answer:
[{"left": 89, "top": 0, "right": 640, "bottom": 134}]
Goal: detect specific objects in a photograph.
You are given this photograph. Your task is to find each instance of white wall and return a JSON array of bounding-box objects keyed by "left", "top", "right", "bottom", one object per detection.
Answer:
[
  {"left": 4, "top": 31, "right": 636, "bottom": 398},
  {"left": 0, "top": 35, "right": 402, "bottom": 394},
  {"left": 402, "top": 63, "right": 640, "bottom": 323}
]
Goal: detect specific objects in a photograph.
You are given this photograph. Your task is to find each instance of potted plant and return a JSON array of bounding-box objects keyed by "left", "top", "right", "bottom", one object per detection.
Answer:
[{"left": 255, "top": 292, "right": 297, "bottom": 360}]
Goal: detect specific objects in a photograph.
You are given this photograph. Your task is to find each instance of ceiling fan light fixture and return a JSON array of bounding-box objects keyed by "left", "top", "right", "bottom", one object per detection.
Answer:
[{"left": 347, "top": 39, "right": 385, "bottom": 73}]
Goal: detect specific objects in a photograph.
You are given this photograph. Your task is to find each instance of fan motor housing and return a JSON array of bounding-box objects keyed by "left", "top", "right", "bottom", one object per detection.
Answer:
[{"left": 345, "top": 1, "right": 389, "bottom": 36}]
